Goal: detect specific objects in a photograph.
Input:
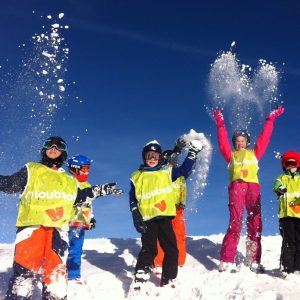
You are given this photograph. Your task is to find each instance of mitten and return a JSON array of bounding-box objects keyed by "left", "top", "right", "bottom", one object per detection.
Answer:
[
  {"left": 131, "top": 207, "right": 147, "bottom": 234},
  {"left": 173, "top": 138, "right": 187, "bottom": 154},
  {"left": 89, "top": 217, "right": 96, "bottom": 230},
  {"left": 275, "top": 186, "right": 287, "bottom": 196},
  {"left": 92, "top": 182, "right": 124, "bottom": 198},
  {"left": 213, "top": 109, "right": 225, "bottom": 127},
  {"left": 187, "top": 140, "right": 203, "bottom": 160},
  {"left": 267, "top": 106, "right": 284, "bottom": 121}
]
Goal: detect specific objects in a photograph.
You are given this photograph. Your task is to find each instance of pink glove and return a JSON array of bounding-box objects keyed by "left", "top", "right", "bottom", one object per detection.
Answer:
[
  {"left": 213, "top": 109, "right": 225, "bottom": 127},
  {"left": 267, "top": 106, "right": 284, "bottom": 121}
]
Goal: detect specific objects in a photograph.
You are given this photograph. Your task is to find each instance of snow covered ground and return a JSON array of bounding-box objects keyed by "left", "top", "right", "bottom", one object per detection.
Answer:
[{"left": 0, "top": 234, "right": 298, "bottom": 299}]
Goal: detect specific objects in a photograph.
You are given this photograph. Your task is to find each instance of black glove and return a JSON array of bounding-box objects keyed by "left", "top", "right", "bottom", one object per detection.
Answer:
[
  {"left": 275, "top": 187, "right": 287, "bottom": 196},
  {"left": 173, "top": 138, "right": 187, "bottom": 154},
  {"left": 92, "top": 182, "right": 124, "bottom": 198},
  {"left": 89, "top": 217, "right": 96, "bottom": 230},
  {"left": 187, "top": 140, "right": 203, "bottom": 160},
  {"left": 131, "top": 207, "right": 147, "bottom": 234}
]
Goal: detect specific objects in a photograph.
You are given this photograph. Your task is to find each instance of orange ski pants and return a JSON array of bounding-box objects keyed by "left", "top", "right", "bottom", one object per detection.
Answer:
[
  {"left": 6, "top": 226, "right": 68, "bottom": 300},
  {"left": 154, "top": 207, "right": 186, "bottom": 267}
]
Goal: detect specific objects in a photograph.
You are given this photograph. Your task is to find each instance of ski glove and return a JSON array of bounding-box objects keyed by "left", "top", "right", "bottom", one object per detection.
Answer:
[
  {"left": 89, "top": 217, "right": 96, "bottom": 230},
  {"left": 92, "top": 182, "right": 124, "bottom": 198},
  {"left": 173, "top": 138, "right": 187, "bottom": 154},
  {"left": 213, "top": 108, "right": 225, "bottom": 127},
  {"left": 275, "top": 186, "right": 287, "bottom": 197},
  {"left": 131, "top": 207, "right": 147, "bottom": 234},
  {"left": 267, "top": 106, "right": 284, "bottom": 121},
  {"left": 187, "top": 140, "right": 203, "bottom": 160}
]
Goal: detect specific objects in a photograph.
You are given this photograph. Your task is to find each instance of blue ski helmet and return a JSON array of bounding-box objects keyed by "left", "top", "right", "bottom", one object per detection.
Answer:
[
  {"left": 232, "top": 129, "right": 250, "bottom": 147},
  {"left": 67, "top": 155, "right": 91, "bottom": 172},
  {"left": 67, "top": 155, "right": 91, "bottom": 182}
]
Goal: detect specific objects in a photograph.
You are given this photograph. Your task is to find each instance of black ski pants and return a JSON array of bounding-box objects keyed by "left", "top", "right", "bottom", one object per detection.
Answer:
[
  {"left": 279, "top": 217, "right": 300, "bottom": 273},
  {"left": 135, "top": 217, "right": 178, "bottom": 281}
]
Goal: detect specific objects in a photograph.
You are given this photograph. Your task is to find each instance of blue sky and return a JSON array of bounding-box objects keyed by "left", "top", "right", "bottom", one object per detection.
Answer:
[{"left": 0, "top": 0, "right": 299, "bottom": 243}]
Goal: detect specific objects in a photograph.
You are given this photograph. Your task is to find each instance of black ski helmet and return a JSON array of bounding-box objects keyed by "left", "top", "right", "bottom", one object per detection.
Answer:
[
  {"left": 40, "top": 136, "right": 68, "bottom": 168},
  {"left": 232, "top": 129, "right": 250, "bottom": 147},
  {"left": 142, "top": 140, "right": 163, "bottom": 165}
]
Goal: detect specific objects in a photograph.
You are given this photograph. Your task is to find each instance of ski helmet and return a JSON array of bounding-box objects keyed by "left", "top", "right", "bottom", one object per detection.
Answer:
[
  {"left": 67, "top": 155, "right": 91, "bottom": 182},
  {"left": 281, "top": 150, "right": 300, "bottom": 170},
  {"left": 40, "top": 136, "right": 68, "bottom": 168},
  {"left": 142, "top": 140, "right": 163, "bottom": 166},
  {"left": 232, "top": 129, "right": 250, "bottom": 147}
]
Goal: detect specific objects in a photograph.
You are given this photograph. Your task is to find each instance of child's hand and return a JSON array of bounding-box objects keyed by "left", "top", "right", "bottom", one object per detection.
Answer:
[
  {"left": 92, "top": 183, "right": 124, "bottom": 198},
  {"left": 275, "top": 186, "right": 287, "bottom": 196},
  {"left": 267, "top": 106, "right": 284, "bottom": 121},
  {"left": 213, "top": 108, "right": 225, "bottom": 127},
  {"left": 187, "top": 140, "right": 203, "bottom": 160},
  {"left": 89, "top": 217, "right": 96, "bottom": 229},
  {"left": 131, "top": 207, "right": 147, "bottom": 234},
  {"left": 173, "top": 138, "right": 186, "bottom": 154}
]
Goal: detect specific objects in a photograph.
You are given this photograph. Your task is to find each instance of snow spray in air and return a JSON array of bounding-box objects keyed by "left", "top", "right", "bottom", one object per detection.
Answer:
[
  {"left": 178, "top": 129, "right": 212, "bottom": 209},
  {"left": 0, "top": 12, "right": 70, "bottom": 242},
  {"left": 0, "top": 12, "right": 70, "bottom": 165},
  {"left": 208, "top": 46, "right": 280, "bottom": 130}
]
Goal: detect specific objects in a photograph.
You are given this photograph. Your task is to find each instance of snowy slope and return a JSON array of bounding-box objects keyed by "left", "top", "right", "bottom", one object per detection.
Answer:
[{"left": 0, "top": 234, "right": 299, "bottom": 300}]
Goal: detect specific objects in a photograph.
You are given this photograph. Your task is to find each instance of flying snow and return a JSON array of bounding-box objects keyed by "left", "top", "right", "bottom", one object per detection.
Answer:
[
  {"left": 179, "top": 129, "right": 212, "bottom": 207},
  {"left": 208, "top": 50, "right": 280, "bottom": 130}
]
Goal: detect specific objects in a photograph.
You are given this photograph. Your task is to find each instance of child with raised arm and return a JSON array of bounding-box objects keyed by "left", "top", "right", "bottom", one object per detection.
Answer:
[
  {"left": 129, "top": 139, "right": 202, "bottom": 290},
  {"left": 213, "top": 106, "right": 284, "bottom": 273},
  {"left": 0, "top": 137, "right": 122, "bottom": 300}
]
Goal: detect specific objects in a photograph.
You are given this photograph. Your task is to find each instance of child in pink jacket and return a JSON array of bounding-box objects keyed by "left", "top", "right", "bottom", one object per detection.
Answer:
[{"left": 213, "top": 106, "right": 284, "bottom": 273}]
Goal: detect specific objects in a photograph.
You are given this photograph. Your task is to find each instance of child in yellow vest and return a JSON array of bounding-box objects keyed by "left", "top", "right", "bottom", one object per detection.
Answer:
[
  {"left": 1, "top": 137, "right": 123, "bottom": 300},
  {"left": 129, "top": 139, "right": 202, "bottom": 290},
  {"left": 67, "top": 155, "right": 96, "bottom": 284},
  {"left": 274, "top": 150, "right": 300, "bottom": 276}
]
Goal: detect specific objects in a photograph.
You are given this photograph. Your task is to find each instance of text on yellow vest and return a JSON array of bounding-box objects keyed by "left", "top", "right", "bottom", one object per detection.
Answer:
[
  {"left": 17, "top": 162, "right": 78, "bottom": 229},
  {"left": 131, "top": 166, "right": 177, "bottom": 221}
]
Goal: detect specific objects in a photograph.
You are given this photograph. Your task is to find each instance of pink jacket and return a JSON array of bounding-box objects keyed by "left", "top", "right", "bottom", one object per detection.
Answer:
[{"left": 216, "top": 119, "right": 275, "bottom": 163}]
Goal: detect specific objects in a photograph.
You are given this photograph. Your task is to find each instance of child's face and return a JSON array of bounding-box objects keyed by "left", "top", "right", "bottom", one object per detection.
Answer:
[
  {"left": 144, "top": 151, "right": 160, "bottom": 167},
  {"left": 46, "top": 147, "right": 62, "bottom": 160},
  {"left": 284, "top": 160, "right": 298, "bottom": 173},
  {"left": 145, "top": 158, "right": 159, "bottom": 167},
  {"left": 234, "top": 136, "right": 247, "bottom": 150}
]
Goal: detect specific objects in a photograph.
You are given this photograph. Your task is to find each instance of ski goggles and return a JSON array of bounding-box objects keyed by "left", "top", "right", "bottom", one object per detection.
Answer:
[
  {"left": 284, "top": 160, "right": 298, "bottom": 168},
  {"left": 144, "top": 151, "right": 161, "bottom": 161},
  {"left": 43, "top": 139, "right": 67, "bottom": 152},
  {"left": 80, "top": 165, "right": 90, "bottom": 173}
]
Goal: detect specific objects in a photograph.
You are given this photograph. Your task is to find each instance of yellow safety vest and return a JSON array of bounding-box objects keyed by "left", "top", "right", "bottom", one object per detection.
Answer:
[
  {"left": 70, "top": 181, "right": 93, "bottom": 227},
  {"left": 228, "top": 149, "right": 259, "bottom": 183},
  {"left": 172, "top": 177, "right": 187, "bottom": 206},
  {"left": 17, "top": 162, "right": 78, "bottom": 229},
  {"left": 131, "top": 167, "right": 177, "bottom": 220},
  {"left": 275, "top": 174, "right": 300, "bottom": 218}
]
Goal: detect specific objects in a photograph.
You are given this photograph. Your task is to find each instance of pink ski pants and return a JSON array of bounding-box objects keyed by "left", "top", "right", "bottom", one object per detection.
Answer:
[{"left": 220, "top": 180, "right": 262, "bottom": 263}]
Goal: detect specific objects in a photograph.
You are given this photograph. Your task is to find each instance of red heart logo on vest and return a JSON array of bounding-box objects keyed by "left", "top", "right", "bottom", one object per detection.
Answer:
[
  {"left": 45, "top": 207, "right": 64, "bottom": 221},
  {"left": 154, "top": 200, "right": 167, "bottom": 212},
  {"left": 83, "top": 210, "right": 90, "bottom": 218},
  {"left": 241, "top": 169, "right": 248, "bottom": 178},
  {"left": 290, "top": 205, "right": 300, "bottom": 214}
]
